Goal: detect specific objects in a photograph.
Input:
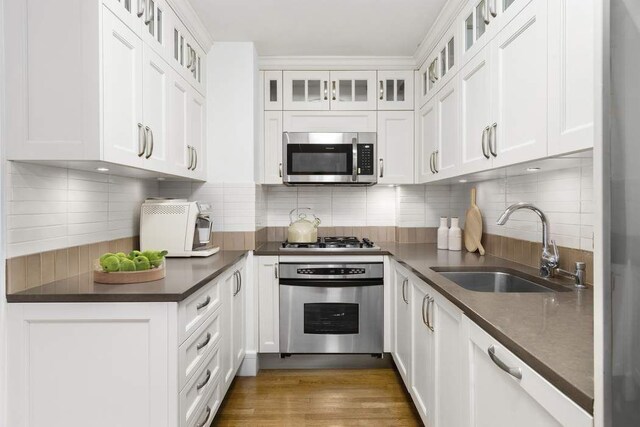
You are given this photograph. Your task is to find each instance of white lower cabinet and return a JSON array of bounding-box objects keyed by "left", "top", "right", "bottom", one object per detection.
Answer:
[
  {"left": 7, "top": 257, "right": 247, "bottom": 427},
  {"left": 390, "top": 259, "right": 592, "bottom": 427},
  {"left": 463, "top": 318, "right": 592, "bottom": 427},
  {"left": 258, "top": 256, "right": 280, "bottom": 352}
]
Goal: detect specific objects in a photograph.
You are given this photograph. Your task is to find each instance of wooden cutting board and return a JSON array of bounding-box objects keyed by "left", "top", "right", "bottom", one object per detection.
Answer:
[{"left": 464, "top": 188, "right": 485, "bottom": 255}]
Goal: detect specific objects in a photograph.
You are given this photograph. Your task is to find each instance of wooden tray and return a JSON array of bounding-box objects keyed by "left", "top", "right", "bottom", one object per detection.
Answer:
[{"left": 93, "top": 261, "right": 166, "bottom": 284}]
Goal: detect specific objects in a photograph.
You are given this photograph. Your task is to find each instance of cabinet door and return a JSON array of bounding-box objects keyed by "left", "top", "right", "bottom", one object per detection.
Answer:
[
  {"left": 264, "top": 71, "right": 283, "bottom": 110},
  {"left": 167, "top": 69, "right": 191, "bottom": 175},
  {"left": 490, "top": 0, "right": 548, "bottom": 167},
  {"left": 329, "top": 71, "right": 377, "bottom": 111},
  {"left": 460, "top": 0, "right": 494, "bottom": 66},
  {"left": 142, "top": 45, "right": 169, "bottom": 172},
  {"left": 283, "top": 71, "right": 330, "bottom": 110},
  {"left": 221, "top": 271, "right": 235, "bottom": 392},
  {"left": 258, "top": 257, "right": 280, "bottom": 353},
  {"left": 459, "top": 48, "right": 493, "bottom": 174},
  {"left": 416, "top": 97, "right": 438, "bottom": 183},
  {"left": 102, "top": 7, "right": 144, "bottom": 168},
  {"left": 464, "top": 318, "right": 593, "bottom": 427},
  {"left": 393, "top": 268, "right": 411, "bottom": 383},
  {"left": 410, "top": 282, "right": 435, "bottom": 427},
  {"left": 233, "top": 263, "right": 246, "bottom": 369},
  {"left": 548, "top": 0, "right": 595, "bottom": 155},
  {"left": 432, "top": 293, "right": 463, "bottom": 427},
  {"left": 435, "top": 78, "right": 460, "bottom": 178},
  {"left": 141, "top": 0, "right": 166, "bottom": 55},
  {"left": 377, "top": 111, "right": 414, "bottom": 184},
  {"left": 263, "top": 111, "right": 283, "bottom": 184},
  {"left": 103, "top": 0, "right": 143, "bottom": 36},
  {"left": 188, "top": 89, "right": 206, "bottom": 180},
  {"left": 377, "top": 71, "right": 414, "bottom": 110}
]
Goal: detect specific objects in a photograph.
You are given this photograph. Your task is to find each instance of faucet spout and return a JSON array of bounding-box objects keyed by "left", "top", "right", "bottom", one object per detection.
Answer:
[{"left": 496, "top": 202, "right": 558, "bottom": 277}]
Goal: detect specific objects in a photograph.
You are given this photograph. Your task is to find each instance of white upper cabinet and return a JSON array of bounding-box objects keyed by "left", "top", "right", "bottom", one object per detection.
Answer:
[
  {"left": 264, "top": 71, "right": 283, "bottom": 110},
  {"left": 489, "top": 0, "right": 548, "bottom": 167},
  {"left": 418, "top": 31, "right": 457, "bottom": 108},
  {"left": 416, "top": 96, "right": 438, "bottom": 183},
  {"left": 377, "top": 111, "right": 414, "bottom": 184},
  {"left": 6, "top": 0, "right": 209, "bottom": 180},
  {"left": 102, "top": 7, "right": 145, "bottom": 169},
  {"left": 283, "top": 71, "right": 377, "bottom": 110},
  {"left": 434, "top": 78, "right": 460, "bottom": 178},
  {"left": 171, "top": 17, "right": 206, "bottom": 95},
  {"left": 548, "top": 0, "right": 596, "bottom": 155},
  {"left": 377, "top": 71, "right": 414, "bottom": 110},
  {"left": 459, "top": 47, "right": 493, "bottom": 174},
  {"left": 283, "top": 71, "right": 331, "bottom": 110},
  {"left": 263, "top": 111, "right": 284, "bottom": 184}
]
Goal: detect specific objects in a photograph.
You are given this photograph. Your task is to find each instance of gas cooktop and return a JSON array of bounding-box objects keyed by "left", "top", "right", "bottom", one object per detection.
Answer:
[{"left": 280, "top": 236, "right": 380, "bottom": 251}]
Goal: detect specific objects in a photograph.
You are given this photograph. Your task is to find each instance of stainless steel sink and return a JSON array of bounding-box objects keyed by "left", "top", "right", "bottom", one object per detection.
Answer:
[{"left": 434, "top": 270, "right": 569, "bottom": 293}]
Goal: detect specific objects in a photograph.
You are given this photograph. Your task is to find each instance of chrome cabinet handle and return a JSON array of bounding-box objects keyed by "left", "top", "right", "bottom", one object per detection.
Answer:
[
  {"left": 489, "top": 123, "right": 497, "bottom": 157},
  {"left": 488, "top": 345, "right": 522, "bottom": 379},
  {"left": 379, "top": 158, "right": 384, "bottom": 178},
  {"left": 144, "top": 126, "right": 153, "bottom": 159},
  {"left": 274, "top": 263, "right": 279, "bottom": 279},
  {"left": 429, "top": 152, "right": 435, "bottom": 174},
  {"left": 278, "top": 162, "right": 283, "bottom": 178},
  {"left": 483, "top": 0, "right": 490, "bottom": 24},
  {"left": 421, "top": 294, "right": 429, "bottom": 326},
  {"left": 196, "top": 406, "right": 211, "bottom": 427},
  {"left": 186, "top": 46, "right": 193, "bottom": 70},
  {"left": 196, "top": 295, "right": 211, "bottom": 311},
  {"left": 196, "top": 369, "right": 211, "bottom": 391},
  {"left": 137, "top": 123, "right": 146, "bottom": 157},
  {"left": 434, "top": 150, "right": 439, "bottom": 173},
  {"left": 137, "top": 0, "right": 145, "bottom": 17},
  {"left": 196, "top": 332, "right": 212, "bottom": 351},
  {"left": 401, "top": 278, "right": 408, "bottom": 304},
  {"left": 233, "top": 271, "right": 239, "bottom": 296},
  {"left": 238, "top": 270, "right": 242, "bottom": 293},
  {"left": 187, "top": 145, "right": 193, "bottom": 170},
  {"left": 144, "top": 0, "right": 154, "bottom": 25},
  {"left": 323, "top": 81, "right": 328, "bottom": 100},
  {"left": 193, "top": 148, "right": 198, "bottom": 170},
  {"left": 482, "top": 126, "right": 490, "bottom": 159},
  {"left": 332, "top": 81, "right": 336, "bottom": 101},
  {"left": 490, "top": 0, "right": 497, "bottom": 17},
  {"left": 379, "top": 80, "right": 384, "bottom": 100},
  {"left": 427, "top": 296, "right": 435, "bottom": 331}
]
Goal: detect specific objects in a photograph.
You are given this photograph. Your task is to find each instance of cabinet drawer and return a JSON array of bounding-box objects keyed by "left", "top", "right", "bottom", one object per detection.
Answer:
[
  {"left": 178, "top": 278, "right": 221, "bottom": 343},
  {"left": 180, "top": 346, "right": 221, "bottom": 427},
  {"left": 187, "top": 377, "right": 222, "bottom": 427},
  {"left": 179, "top": 306, "right": 222, "bottom": 389}
]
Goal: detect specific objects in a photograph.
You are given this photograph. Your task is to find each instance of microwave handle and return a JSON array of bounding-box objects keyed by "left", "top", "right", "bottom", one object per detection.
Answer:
[{"left": 352, "top": 136, "right": 358, "bottom": 182}]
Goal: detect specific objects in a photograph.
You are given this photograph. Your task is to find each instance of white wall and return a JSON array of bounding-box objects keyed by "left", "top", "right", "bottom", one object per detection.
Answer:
[
  {"left": 207, "top": 42, "right": 259, "bottom": 183},
  {"left": 6, "top": 162, "right": 158, "bottom": 258}
]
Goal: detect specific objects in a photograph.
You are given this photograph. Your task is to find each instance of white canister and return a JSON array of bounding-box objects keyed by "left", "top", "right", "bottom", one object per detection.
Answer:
[
  {"left": 437, "top": 217, "right": 449, "bottom": 250},
  {"left": 448, "top": 217, "right": 462, "bottom": 251}
]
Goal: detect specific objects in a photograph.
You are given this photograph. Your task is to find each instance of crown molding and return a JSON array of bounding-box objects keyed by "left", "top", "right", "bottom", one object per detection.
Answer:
[
  {"left": 166, "top": 0, "right": 213, "bottom": 51},
  {"left": 259, "top": 56, "right": 417, "bottom": 71},
  {"left": 413, "top": 0, "right": 466, "bottom": 68}
]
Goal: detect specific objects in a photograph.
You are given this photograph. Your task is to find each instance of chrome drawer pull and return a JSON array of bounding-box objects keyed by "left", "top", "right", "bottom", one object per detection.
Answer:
[
  {"left": 196, "top": 332, "right": 212, "bottom": 351},
  {"left": 196, "top": 405, "right": 211, "bottom": 427},
  {"left": 421, "top": 294, "right": 429, "bottom": 326},
  {"left": 196, "top": 295, "right": 211, "bottom": 311},
  {"left": 488, "top": 345, "right": 522, "bottom": 380},
  {"left": 196, "top": 369, "right": 211, "bottom": 391}
]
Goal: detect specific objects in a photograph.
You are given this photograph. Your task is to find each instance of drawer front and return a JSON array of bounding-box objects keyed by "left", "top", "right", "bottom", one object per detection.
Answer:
[
  {"left": 187, "top": 378, "right": 222, "bottom": 427},
  {"left": 180, "top": 346, "right": 221, "bottom": 427},
  {"left": 178, "top": 277, "right": 221, "bottom": 343},
  {"left": 179, "top": 306, "right": 222, "bottom": 389}
]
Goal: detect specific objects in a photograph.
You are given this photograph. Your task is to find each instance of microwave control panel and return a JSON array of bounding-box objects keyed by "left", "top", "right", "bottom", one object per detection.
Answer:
[{"left": 357, "top": 144, "right": 374, "bottom": 175}]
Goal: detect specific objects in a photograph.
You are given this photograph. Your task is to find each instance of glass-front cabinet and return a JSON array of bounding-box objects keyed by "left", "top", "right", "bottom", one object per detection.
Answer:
[
  {"left": 283, "top": 71, "right": 377, "bottom": 111},
  {"left": 377, "top": 70, "right": 414, "bottom": 110},
  {"left": 264, "top": 71, "right": 283, "bottom": 110},
  {"left": 418, "top": 31, "right": 456, "bottom": 108},
  {"left": 171, "top": 18, "right": 205, "bottom": 95}
]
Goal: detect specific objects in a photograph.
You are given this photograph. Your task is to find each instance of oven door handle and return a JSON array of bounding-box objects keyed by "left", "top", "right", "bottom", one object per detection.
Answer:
[
  {"left": 352, "top": 136, "right": 358, "bottom": 183},
  {"left": 279, "top": 279, "right": 383, "bottom": 287}
]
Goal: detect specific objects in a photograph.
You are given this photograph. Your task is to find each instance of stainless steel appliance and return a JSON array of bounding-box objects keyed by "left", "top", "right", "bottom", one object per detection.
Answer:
[
  {"left": 281, "top": 236, "right": 380, "bottom": 251},
  {"left": 279, "top": 261, "right": 384, "bottom": 354},
  {"left": 283, "top": 132, "right": 377, "bottom": 185}
]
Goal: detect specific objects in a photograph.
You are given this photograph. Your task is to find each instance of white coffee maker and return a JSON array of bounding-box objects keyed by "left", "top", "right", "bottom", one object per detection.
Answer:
[{"left": 140, "top": 199, "right": 220, "bottom": 257}]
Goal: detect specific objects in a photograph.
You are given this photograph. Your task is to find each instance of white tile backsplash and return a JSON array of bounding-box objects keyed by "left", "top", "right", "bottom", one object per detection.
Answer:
[{"left": 7, "top": 162, "right": 158, "bottom": 257}]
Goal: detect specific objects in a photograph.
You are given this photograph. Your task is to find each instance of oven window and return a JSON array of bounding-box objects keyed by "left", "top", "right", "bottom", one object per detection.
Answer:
[
  {"left": 304, "top": 303, "right": 359, "bottom": 334},
  {"left": 287, "top": 144, "right": 352, "bottom": 175}
]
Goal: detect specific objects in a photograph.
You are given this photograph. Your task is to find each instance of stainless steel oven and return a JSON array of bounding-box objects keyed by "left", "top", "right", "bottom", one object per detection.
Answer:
[
  {"left": 279, "top": 262, "right": 383, "bottom": 354},
  {"left": 282, "top": 132, "right": 377, "bottom": 185}
]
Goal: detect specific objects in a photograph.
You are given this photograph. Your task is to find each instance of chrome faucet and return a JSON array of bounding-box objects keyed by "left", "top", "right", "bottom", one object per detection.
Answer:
[{"left": 496, "top": 203, "right": 559, "bottom": 278}]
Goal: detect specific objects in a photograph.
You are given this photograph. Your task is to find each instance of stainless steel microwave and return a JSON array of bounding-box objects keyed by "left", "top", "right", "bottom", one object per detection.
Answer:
[{"left": 282, "top": 132, "right": 377, "bottom": 185}]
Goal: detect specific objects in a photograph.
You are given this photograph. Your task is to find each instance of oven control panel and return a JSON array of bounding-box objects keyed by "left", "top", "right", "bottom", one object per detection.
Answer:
[
  {"left": 280, "top": 263, "right": 384, "bottom": 280},
  {"left": 297, "top": 268, "right": 366, "bottom": 275}
]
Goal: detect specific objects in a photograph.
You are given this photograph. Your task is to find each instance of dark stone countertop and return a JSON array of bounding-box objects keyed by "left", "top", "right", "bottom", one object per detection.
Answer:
[
  {"left": 6, "top": 250, "right": 247, "bottom": 303},
  {"left": 254, "top": 241, "right": 594, "bottom": 414}
]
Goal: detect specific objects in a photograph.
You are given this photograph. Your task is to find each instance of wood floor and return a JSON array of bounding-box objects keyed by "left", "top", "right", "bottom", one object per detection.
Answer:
[{"left": 212, "top": 369, "right": 422, "bottom": 426}]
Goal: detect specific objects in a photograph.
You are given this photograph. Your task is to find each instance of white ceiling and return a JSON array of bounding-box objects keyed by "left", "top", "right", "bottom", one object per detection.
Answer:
[{"left": 188, "top": 0, "right": 448, "bottom": 56}]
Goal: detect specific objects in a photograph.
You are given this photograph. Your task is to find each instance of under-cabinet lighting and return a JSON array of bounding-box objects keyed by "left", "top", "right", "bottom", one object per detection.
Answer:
[
  {"left": 96, "top": 167, "right": 109, "bottom": 172},
  {"left": 459, "top": 179, "right": 468, "bottom": 183},
  {"left": 526, "top": 167, "right": 541, "bottom": 172},
  {"left": 157, "top": 177, "right": 166, "bottom": 181}
]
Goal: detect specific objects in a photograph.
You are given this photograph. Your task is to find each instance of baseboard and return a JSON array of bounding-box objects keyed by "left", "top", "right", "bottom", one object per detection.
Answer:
[{"left": 237, "top": 351, "right": 259, "bottom": 376}]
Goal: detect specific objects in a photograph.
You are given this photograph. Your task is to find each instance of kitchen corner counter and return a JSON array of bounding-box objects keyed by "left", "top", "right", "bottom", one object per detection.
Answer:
[
  {"left": 254, "top": 241, "right": 594, "bottom": 413},
  {"left": 6, "top": 250, "right": 248, "bottom": 303}
]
